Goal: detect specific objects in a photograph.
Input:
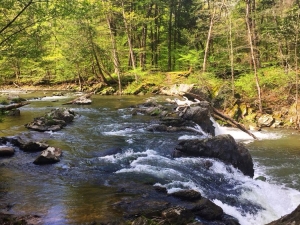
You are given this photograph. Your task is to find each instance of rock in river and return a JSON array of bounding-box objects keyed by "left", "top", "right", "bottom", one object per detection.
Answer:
[
  {"left": 33, "top": 147, "right": 62, "bottom": 165},
  {"left": 25, "top": 108, "right": 76, "bottom": 132},
  {"left": 173, "top": 134, "right": 254, "bottom": 177},
  {"left": 0, "top": 146, "right": 14, "bottom": 156}
]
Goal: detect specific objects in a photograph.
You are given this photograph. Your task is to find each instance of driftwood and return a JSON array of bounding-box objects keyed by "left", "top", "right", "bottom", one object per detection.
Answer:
[
  {"left": 0, "top": 102, "right": 30, "bottom": 111},
  {"left": 184, "top": 92, "right": 258, "bottom": 140},
  {"left": 62, "top": 93, "right": 93, "bottom": 105}
]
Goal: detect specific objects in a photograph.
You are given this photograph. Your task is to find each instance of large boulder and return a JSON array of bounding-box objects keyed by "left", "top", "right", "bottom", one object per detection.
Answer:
[
  {"left": 25, "top": 108, "right": 75, "bottom": 132},
  {"left": 132, "top": 100, "right": 215, "bottom": 136},
  {"left": 173, "top": 134, "right": 254, "bottom": 177},
  {"left": 180, "top": 105, "right": 215, "bottom": 136},
  {"left": 257, "top": 114, "right": 274, "bottom": 127}
]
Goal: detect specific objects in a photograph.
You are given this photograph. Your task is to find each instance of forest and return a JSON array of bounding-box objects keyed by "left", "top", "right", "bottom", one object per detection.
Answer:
[{"left": 1, "top": 0, "right": 300, "bottom": 115}]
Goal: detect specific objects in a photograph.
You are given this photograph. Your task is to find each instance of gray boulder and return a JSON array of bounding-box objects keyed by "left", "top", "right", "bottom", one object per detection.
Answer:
[
  {"left": 180, "top": 106, "right": 215, "bottom": 136},
  {"left": 257, "top": 114, "right": 274, "bottom": 127},
  {"left": 173, "top": 134, "right": 254, "bottom": 177}
]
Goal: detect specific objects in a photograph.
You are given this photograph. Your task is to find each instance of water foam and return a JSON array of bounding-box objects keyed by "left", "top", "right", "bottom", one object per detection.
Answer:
[
  {"left": 114, "top": 149, "right": 300, "bottom": 225},
  {"left": 210, "top": 117, "right": 283, "bottom": 141}
]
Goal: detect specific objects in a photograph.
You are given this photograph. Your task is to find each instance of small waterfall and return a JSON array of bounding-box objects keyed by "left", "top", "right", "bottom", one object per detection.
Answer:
[
  {"left": 210, "top": 116, "right": 224, "bottom": 136},
  {"left": 192, "top": 123, "right": 210, "bottom": 137}
]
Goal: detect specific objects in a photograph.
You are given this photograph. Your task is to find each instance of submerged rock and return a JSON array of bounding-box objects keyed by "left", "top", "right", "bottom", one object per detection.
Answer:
[
  {"left": 115, "top": 185, "right": 237, "bottom": 224},
  {"left": 0, "top": 213, "right": 42, "bottom": 225},
  {"left": 173, "top": 134, "right": 254, "bottom": 177},
  {"left": 33, "top": 147, "right": 62, "bottom": 165}
]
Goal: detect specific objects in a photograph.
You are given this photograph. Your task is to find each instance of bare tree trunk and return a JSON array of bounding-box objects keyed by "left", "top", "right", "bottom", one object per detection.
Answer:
[
  {"left": 106, "top": 14, "right": 122, "bottom": 94},
  {"left": 78, "top": 73, "right": 83, "bottom": 92},
  {"left": 245, "top": 0, "right": 262, "bottom": 113},
  {"left": 121, "top": 0, "right": 137, "bottom": 81},
  {"left": 203, "top": 7, "right": 216, "bottom": 73},
  {"left": 228, "top": 7, "right": 234, "bottom": 97},
  {"left": 295, "top": 12, "right": 299, "bottom": 129},
  {"left": 87, "top": 24, "right": 108, "bottom": 84},
  {"left": 167, "top": 1, "right": 173, "bottom": 71},
  {"left": 140, "top": 24, "right": 147, "bottom": 70}
]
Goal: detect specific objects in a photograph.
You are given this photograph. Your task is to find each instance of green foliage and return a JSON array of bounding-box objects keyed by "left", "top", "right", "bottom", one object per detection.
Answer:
[
  {"left": 0, "top": 0, "right": 299, "bottom": 110},
  {"left": 0, "top": 100, "right": 8, "bottom": 105},
  {"left": 10, "top": 97, "right": 26, "bottom": 103},
  {"left": 196, "top": 72, "right": 223, "bottom": 96},
  {"left": 235, "top": 67, "right": 293, "bottom": 98},
  {"left": 234, "top": 73, "right": 257, "bottom": 97},
  {"left": 123, "top": 72, "right": 164, "bottom": 95}
]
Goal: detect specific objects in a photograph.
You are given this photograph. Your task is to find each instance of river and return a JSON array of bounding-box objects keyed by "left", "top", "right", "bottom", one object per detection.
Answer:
[{"left": 0, "top": 91, "right": 300, "bottom": 225}]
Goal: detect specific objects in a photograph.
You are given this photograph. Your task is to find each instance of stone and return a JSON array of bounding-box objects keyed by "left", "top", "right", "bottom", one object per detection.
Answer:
[
  {"left": 7, "top": 109, "right": 20, "bottom": 116},
  {"left": 132, "top": 217, "right": 151, "bottom": 225},
  {"left": 0, "top": 146, "right": 14, "bottom": 156},
  {"left": 25, "top": 108, "right": 75, "bottom": 132},
  {"left": 19, "top": 141, "right": 49, "bottom": 152},
  {"left": 180, "top": 106, "right": 215, "bottom": 136},
  {"left": 191, "top": 198, "right": 223, "bottom": 221},
  {"left": 173, "top": 134, "right": 254, "bottom": 177},
  {"left": 255, "top": 176, "right": 267, "bottom": 181},
  {"left": 161, "top": 206, "right": 194, "bottom": 224},
  {"left": 33, "top": 147, "right": 62, "bottom": 165},
  {"left": 169, "top": 190, "right": 202, "bottom": 201},
  {"left": 257, "top": 114, "right": 274, "bottom": 127},
  {"left": 267, "top": 204, "right": 300, "bottom": 225}
]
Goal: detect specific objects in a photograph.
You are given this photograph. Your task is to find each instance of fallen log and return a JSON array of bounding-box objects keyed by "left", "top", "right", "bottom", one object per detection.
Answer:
[
  {"left": 62, "top": 93, "right": 93, "bottom": 105},
  {"left": 0, "top": 102, "right": 30, "bottom": 111},
  {"left": 212, "top": 107, "right": 257, "bottom": 139},
  {"left": 184, "top": 92, "right": 258, "bottom": 140}
]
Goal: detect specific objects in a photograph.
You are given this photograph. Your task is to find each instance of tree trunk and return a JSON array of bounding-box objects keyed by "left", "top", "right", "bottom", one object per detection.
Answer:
[
  {"left": 105, "top": 10, "right": 122, "bottom": 94},
  {"left": 295, "top": 12, "right": 299, "bottom": 129},
  {"left": 87, "top": 24, "right": 108, "bottom": 84},
  {"left": 167, "top": 1, "right": 173, "bottom": 71},
  {"left": 202, "top": 7, "right": 216, "bottom": 73},
  {"left": 245, "top": 0, "right": 262, "bottom": 113},
  {"left": 140, "top": 23, "right": 147, "bottom": 70},
  {"left": 121, "top": 0, "right": 138, "bottom": 81},
  {"left": 228, "top": 6, "right": 235, "bottom": 97}
]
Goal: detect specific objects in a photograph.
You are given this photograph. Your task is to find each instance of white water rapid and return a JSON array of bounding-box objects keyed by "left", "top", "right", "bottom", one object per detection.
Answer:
[{"left": 106, "top": 118, "right": 300, "bottom": 225}]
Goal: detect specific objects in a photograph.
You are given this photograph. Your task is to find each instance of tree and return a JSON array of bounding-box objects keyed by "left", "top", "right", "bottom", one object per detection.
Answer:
[{"left": 245, "top": 0, "right": 262, "bottom": 113}]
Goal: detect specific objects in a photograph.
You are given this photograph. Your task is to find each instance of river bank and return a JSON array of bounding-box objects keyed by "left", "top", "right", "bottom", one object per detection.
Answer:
[{"left": 1, "top": 81, "right": 299, "bottom": 134}]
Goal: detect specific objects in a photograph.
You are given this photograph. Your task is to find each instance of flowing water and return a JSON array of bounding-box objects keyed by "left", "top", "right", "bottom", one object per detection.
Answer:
[{"left": 1, "top": 91, "right": 300, "bottom": 225}]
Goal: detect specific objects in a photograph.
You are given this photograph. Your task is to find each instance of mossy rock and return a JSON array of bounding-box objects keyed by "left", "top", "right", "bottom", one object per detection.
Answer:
[
  {"left": 227, "top": 104, "right": 241, "bottom": 121},
  {"left": 100, "top": 87, "right": 116, "bottom": 95}
]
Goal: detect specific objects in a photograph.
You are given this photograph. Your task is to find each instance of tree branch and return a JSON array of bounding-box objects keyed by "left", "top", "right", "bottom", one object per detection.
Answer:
[{"left": 0, "top": 0, "right": 34, "bottom": 35}]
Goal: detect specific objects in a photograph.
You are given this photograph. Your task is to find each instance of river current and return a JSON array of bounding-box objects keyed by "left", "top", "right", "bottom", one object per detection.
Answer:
[{"left": 0, "top": 91, "right": 300, "bottom": 225}]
